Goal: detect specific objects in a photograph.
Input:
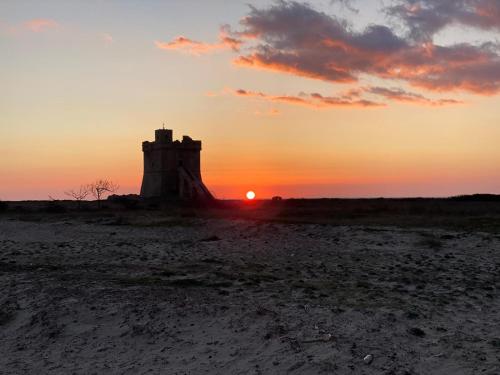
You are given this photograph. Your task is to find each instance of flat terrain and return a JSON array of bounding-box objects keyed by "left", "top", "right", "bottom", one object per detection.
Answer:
[{"left": 0, "top": 202, "right": 499, "bottom": 374}]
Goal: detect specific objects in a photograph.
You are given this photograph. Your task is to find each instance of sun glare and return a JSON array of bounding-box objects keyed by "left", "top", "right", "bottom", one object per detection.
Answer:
[{"left": 246, "top": 191, "right": 256, "bottom": 200}]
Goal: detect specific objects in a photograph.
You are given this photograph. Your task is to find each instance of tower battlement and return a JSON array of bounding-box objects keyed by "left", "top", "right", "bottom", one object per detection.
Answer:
[
  {"left": 155, "top": 128, "right": 172, "bottom": 143},
  {"left": 140, "top": 129, "right": 212, "bottom": 200},
  {"left": 142, "top": 134, "right": 202, "bottom": 152}
]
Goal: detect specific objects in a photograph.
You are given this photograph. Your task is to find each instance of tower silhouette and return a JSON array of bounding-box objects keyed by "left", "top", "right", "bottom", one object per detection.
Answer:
[{"left": 140, "top": 129, "right": 213, "bottom": 200}]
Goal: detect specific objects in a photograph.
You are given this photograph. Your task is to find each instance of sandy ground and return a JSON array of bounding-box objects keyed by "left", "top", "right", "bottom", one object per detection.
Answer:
[{"left": 0, "top": 214, "right": 499, "bottom": 374}]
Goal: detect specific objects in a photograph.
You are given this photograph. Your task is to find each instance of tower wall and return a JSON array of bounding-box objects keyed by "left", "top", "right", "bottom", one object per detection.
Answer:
[{"left": 140, "top": 129, "right": 210, "bottom": 200}]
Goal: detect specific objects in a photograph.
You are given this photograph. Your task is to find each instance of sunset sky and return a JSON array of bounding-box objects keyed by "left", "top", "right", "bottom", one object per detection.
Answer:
[{"left": 1, "top": 0, "right": 500, "bottom": 200}]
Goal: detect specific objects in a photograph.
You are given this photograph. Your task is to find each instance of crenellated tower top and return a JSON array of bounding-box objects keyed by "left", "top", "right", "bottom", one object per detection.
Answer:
[{"left": 143, "top": 129, "right": 202, "bottom": 151}]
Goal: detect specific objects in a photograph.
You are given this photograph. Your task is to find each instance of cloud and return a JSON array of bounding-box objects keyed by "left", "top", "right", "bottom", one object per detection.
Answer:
[
  {"left": 1, "top": 19, "right": 59, "bottom": 35},
  {"left": 160, "top": 1, "right": 500, "bottom": 103},
  {"left": 232, "top": 86, "right": 461, "bottom": 109},
  {"left": 24, "top": 19, "right": 58, "bottom": 33},
  {"left": 155, "top": 36, "right": 219, "bottom": 55},
  {"left": 254, "top": 108, "right": 281, "bottom": 117},
  {"left": 330, "top": 0, "right": 359, "bottom": 14},
  {"left": 233, "top": 89, "right": 384, "bottom": 108},
  {"left": 204, "top": 91, "right": 219, "bottom": 97},
  {"left": 366, "top": 87, "right": 463, "bottom": 106},
  {"left": 386, "top": 0, "right": 500, "bottom": 40},
  {"left": 102, "top": 33, "right": 114, "bottom": 45},
  {"left": 230, "top": 1, "right": 500, "bottom": 95},
  {"left": 156, "top": 26, "right": 242, "bottom": 56}
]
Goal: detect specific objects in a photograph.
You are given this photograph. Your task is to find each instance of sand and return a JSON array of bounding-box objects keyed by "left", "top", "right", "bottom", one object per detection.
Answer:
[{"left": 0, "top": 213, "right": 499, "bottom": 374}]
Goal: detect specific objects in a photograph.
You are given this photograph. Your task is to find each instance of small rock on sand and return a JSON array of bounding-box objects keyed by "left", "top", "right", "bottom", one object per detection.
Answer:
[{"left": 363, "top": 354, "right": 373, "bottom": 364}]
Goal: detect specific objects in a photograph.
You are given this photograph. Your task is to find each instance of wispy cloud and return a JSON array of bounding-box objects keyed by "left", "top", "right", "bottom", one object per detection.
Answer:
[
  {"left": 1, "top": 18, "right": 59, "bottom": 36},
  {"left": 204, "top": 90, "right": 219, "bottom": 97},
  {"left": 231, "top": 86, "right": 461, "bottom": 109},
  {"left": 24, "top": 19, "right": 58, "bottom": 33},
  {"left": 155, "top": 36, "right": 222, "bottom": 55},
  {"left": 156, "top": 26, "right": 242, "bottom": 56},
  {"left": 254, "top": 108, "right": 281, "bottom": 117},
  {"left": 366, "top": 87, "right": 463, "bottom": 106},
  {"left": 233, "top": 89, "right": 384, "bottom": 108},
  {"left": 102, "top": 33, "right": 114, "bottom": 45}
]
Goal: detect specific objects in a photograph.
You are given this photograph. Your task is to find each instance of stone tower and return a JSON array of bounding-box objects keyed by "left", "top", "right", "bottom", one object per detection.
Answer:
[{"left": 140, "top": 129, "right": 213, "bottom": 200}]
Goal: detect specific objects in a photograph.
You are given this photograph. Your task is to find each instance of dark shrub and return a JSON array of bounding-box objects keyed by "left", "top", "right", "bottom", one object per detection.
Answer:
[
  {"left": 108, "top": 195, "right": 140, "bottom": 210},
  {"left": 0, "top": 200, "right": 7, "bottom": 212}
]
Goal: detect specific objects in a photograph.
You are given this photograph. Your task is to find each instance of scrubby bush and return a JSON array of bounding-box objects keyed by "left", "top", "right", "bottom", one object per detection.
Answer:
[{"left": 0, "top": 200, "right": 8, "bottom": 212}]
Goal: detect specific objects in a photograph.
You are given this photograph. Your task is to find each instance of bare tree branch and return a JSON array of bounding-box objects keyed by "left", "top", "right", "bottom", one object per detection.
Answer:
[{"left": 87, "top": 179, "right": 119, "bottom": 208}]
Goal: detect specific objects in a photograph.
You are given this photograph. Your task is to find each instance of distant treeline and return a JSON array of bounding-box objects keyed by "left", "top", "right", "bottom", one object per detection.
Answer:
[{"left": 448, "top": 194, "right": 500, "bottom": 202}]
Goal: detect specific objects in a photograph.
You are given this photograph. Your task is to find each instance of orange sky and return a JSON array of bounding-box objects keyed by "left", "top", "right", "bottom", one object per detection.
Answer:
[{"left": 1, "top": 1, "right": 500, "bottom": 200}]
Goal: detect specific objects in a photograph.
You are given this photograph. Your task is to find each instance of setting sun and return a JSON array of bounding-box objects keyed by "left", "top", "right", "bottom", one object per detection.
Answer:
[{"left": 246, "top": 191, "right": 256, "bottom": 200}]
